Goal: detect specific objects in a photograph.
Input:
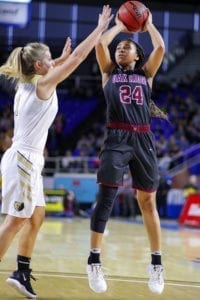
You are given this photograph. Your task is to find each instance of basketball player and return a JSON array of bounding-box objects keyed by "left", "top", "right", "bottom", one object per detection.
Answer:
[
  {"left": 0, "top": 5, "right": 112, "bottom": 298},
  {"left": 86, "top": 10, "right": 165, "bottom": 295}
]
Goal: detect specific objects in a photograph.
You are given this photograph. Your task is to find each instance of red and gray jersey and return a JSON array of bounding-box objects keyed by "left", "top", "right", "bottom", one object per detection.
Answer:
[{"left": 103, "top": 67, "right": 151, "bottom": 125}]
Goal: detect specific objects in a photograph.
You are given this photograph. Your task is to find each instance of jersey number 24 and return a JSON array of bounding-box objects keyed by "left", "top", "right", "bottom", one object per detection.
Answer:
[{"left": 119, "top": 85, "right": 143, "bottom": 105}]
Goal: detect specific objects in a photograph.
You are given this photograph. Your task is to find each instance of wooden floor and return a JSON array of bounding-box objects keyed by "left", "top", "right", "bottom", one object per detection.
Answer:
[{"left": 0, "top": 216, "right": 200, "bottom": 299}]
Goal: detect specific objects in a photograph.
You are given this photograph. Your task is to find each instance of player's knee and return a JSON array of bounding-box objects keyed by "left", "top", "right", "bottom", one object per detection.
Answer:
[
  {"left": 138, "top": 192, "right": 157, "bottom": 213},
  {"left": 91, "top": 185, "right": 118, "bottom": 233}
]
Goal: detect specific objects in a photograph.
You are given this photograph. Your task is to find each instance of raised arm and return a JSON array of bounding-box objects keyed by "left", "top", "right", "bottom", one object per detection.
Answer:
[
  {"left": 37, "top": 5, "right": 113, "bottom": 99},
  {"left": 95, "top": 15, "right": 128, "bottom": 86},
  {"left": 53, "top": 37, "right": 72, "bottom": 66},
  {"left": 142, "top": 11, "right": 165, "bottom": 79}
]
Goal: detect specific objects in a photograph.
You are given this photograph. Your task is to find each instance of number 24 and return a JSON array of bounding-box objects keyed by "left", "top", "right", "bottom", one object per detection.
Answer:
[{"left": 119, "top": 85, "right": 143, "bottom": 105}]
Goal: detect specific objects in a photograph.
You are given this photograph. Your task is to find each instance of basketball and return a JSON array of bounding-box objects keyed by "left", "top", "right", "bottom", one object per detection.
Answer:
[{"left": 118, "top": 1, "right": 149, "bottom": 32}]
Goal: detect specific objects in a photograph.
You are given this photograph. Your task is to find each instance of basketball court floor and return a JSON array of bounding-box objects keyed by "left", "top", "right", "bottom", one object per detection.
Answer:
[{"left": 0, "top": 216, "right": 199, "bottom": 299}]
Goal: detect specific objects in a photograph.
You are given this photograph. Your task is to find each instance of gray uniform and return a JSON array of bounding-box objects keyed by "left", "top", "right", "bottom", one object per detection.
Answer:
[{"left": 97, "top": 67, "right": 159, "bottom": 191}]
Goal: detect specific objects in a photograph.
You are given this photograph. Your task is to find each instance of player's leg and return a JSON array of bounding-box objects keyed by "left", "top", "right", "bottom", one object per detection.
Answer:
[
  {"left": 129, "top": 131, "right": 164, "bottom": 295},
  {"left": 6, "top": 206, "right": 45, "bottom": 299},
  {"left": 0, "top": 215, "right": 26, "bottom": 259},
  {"left": 137, "top": 190, "right": 161, "bottom": 251},
  {"left": 86, "top": 137, "right": 130, "bottom": 293},
  {"left": 18, "top": 206, "right": 45, "bottom": 257},
  {"left": 137, "top": 190, "right": 164, "bottom": 294},
  {"left": 86, "top": 184, "right": 118, "bottom": 293}
]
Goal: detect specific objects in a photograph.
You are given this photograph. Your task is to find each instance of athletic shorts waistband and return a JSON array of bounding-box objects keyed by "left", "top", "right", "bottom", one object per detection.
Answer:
[{"left": 107, "top": 122, "right": 150, "bottom": 133}]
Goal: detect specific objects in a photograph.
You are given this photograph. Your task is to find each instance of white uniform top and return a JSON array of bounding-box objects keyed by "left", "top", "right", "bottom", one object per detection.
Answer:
[
  {"left": 12, "top": 79, "right": 58, "bottom": 154},
  {"left": 1, "top": 77, "right": 59, "bottom": 217}
]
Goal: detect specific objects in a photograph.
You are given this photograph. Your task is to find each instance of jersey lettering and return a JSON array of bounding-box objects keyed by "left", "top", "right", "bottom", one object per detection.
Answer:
[{"left": 119, "top": 85, "right": 143, "bottom": 105}]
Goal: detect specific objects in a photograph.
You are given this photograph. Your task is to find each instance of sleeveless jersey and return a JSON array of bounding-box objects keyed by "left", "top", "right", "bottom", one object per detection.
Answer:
[
  {"left": 103, "top": 67, "right": 151, "bottom": 125},
  {"left": 12, "top": 81, "right": 58, "bottom": 154}
]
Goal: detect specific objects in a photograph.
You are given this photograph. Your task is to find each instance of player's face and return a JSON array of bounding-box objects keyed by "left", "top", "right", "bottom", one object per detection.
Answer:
[
  {"left": 36, "top": 50, "right": 55, "bottom": 75},
  {"left": 115, "top": 41, "right": 139, "bottom": 68}
]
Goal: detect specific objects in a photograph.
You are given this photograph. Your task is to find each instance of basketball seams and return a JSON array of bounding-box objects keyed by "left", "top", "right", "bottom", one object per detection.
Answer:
[
  {"left": 124, "top": 2, "right": 140, "bottom": 28},
  {"left": 118, "top": 1, "right": 148, "bottom": 32}
]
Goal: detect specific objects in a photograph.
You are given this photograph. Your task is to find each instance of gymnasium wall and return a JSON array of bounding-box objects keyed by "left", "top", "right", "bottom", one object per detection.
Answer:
[{"left": 0, "top": 1, "right": 199, "bottom": 70}]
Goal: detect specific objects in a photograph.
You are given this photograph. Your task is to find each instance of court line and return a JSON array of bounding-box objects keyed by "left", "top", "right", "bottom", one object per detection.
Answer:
[{"left": 1, "top": 271, "right": 200, "bottom": 289}]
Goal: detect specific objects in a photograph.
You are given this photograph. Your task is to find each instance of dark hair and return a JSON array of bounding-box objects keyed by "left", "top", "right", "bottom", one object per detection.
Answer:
[{"left": 124, "top": 38, "right": 145, "bottom": 69}]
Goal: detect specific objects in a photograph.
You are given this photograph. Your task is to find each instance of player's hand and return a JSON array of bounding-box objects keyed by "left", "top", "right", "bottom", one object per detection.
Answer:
[
  {"left": 97, "top": 5, "right": 113, "bottom": 32},
  {"left": 115, "top": 14, "right": 129, "bottom": 32},
  {"left": 140, "top": 9, "right": 152, "bottom": 32},
  {"left": 60, "top": 37, "right": 72, "bottom": 60},
  {"left": 53, "top": 37, "right": 72, "bottom": 66}
]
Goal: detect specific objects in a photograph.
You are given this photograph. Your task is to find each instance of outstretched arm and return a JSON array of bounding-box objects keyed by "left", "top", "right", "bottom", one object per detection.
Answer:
[
  {"left": 53, "top": 37, "right": 72, "bottom": 66},
  {"left": 38, "top": 5, "right": 113, "bottom": 99},
  {"left": 95, "top": 15, "right": 127, "bottom": 86}
]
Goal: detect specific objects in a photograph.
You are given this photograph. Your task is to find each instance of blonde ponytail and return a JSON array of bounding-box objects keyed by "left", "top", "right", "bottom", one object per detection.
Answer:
[
  {"left": 0, "top": 42, "right": 49, "bottom": 82},
  {"left": 0, "top": 47, "right": 22, "bottom": 80}
]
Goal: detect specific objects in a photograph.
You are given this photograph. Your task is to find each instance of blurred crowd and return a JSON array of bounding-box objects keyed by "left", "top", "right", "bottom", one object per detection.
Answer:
[
  {"left": 0, "top": 70, "right": 200, "bottom": 219},
  {"left": 0, "top": 70, "right": 200, "bottom": 174}
]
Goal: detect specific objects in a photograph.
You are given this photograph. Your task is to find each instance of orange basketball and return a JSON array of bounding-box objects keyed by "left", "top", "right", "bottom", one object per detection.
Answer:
[{"left": 118, "top": 1, "right": 149, "bottom": 32}]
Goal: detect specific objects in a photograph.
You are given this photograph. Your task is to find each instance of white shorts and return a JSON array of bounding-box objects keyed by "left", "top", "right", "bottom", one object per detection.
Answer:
[{"left": 1, "top": 147, "right": 45, "bottom": 218}]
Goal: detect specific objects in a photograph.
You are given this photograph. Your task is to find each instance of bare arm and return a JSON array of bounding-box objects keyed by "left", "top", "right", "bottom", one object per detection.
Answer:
[
  {"left": 142, "top": 11, "right": 165, "bottom": 79},
  {"left": 53, "top": 37, "right": 72, "bottom": 66},
  {"left": 96, "top": 15, "right": 132, "bottom": 87},
  {"left": 37, "top": 5, "right": 113, "bottom": 99}
]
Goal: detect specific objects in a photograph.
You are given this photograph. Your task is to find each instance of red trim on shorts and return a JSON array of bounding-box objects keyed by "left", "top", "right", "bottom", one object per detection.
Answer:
[
  {"left": 134, "top": 186, "right": 157, "bottom": 193},
  {"left": 98, "top": 182, "right": 123, "bottom": 187},
  {"left": 107, "top": 122, "right": 150, "bottom": 133},
  {"left": 98, "top": 182, "right": 156, "bottom": 192}
]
